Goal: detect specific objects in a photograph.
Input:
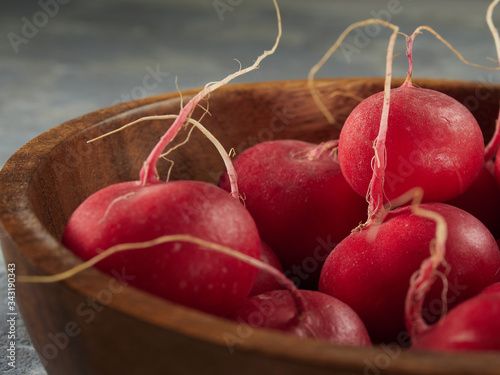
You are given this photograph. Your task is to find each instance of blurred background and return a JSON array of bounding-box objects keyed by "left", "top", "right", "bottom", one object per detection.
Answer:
[{"left": 0, "top": 0, "right": 499, "bottom": 373}]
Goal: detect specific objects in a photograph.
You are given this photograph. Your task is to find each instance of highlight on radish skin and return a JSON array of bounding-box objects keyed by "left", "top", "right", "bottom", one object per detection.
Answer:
[{"left": 482, "top": 282, "right": 500, "bottom": 295}]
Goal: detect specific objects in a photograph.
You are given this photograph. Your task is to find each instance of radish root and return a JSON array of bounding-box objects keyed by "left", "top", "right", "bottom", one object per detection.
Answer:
[
  {"left": 19, "top": 233, "right": 308, "bottom": 323},
  {"left": 292, "top": 140, "right": 339, "bottom": 161},
  {"left": 308, "top": 19, "right": 401, "bottom": 126},
  {"left": 91, "top": 115, "right": 241, "bottom": 199},
  {"left": 396, "top": 188, "right": 451, "bottom": 339},
  {"left": 137, "top": 0, "right": 281, "bottom": 187}
]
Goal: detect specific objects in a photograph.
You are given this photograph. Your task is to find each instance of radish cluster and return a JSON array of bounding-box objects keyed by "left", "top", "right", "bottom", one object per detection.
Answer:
[{"left": 30, "top": 0, "right": 500, "bottom": 362}]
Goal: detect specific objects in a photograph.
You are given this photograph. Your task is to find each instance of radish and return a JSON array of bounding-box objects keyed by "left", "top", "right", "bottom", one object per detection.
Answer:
[
  {"left": 61, "top": 180, "right": 261, "bottom": 316},
  {"left": 249, "top": 240, "right": 284, "bottom": 296},
  {"left": 20, "top": 1, "right": 283, "bottom": 317},
  {"left": 228, "top": 289, "right": 372, "bottom": 347},
  {"left": 319, "top": 201, "right": 500, "bottom": 343},
  {"left": 410, "top": 291, "right": 500, "bottom": 352},
  {"left": 326, "top": 23, "right": 485, "bottom": 205},
  {"left": 219, "top": 139, "right": 367, "bottom": 289},
  {"left": 406, "top": 209, "right": 500, "bottom": 353},
  {"left": 337, "top": 79, "right": 484, "bottom": 204}
]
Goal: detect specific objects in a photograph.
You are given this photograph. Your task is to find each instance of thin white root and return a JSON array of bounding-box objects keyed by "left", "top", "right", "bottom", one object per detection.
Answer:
[
  {"left": 99, "top": 192, "right": 136, "bottom": 224},
  {"left": 19, "top": 235, "right": 263, "bottom": 283},
  {"left": 19, "top": 232, "right": 308, "bottom": 320},
  {"left": 87, "top": 114, "right": 241, "bottom": 199},
  {"left": 393, "top": 187, "right": 450, "bottom": 336},
  {"left": 308, "top": 19, "right": 401, "bottom": 125}
]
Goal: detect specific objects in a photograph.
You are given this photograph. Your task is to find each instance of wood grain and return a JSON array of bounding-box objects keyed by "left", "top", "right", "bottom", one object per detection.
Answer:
[{"left": 1, "top": 78, "right": 499, "bottom": 375}]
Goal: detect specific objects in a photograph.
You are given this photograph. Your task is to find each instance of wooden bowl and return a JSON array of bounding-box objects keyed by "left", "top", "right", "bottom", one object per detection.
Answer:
[{"left": 1, "top": 77, "right": 500, "bottom": 375}]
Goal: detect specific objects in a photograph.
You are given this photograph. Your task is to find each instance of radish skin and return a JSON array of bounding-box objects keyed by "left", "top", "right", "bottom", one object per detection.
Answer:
[
  {"left": 228, "top": 289, "right": 372, "bottom": 347},
  {"left": 319, "top": 203, "right": 500, "bottom": 343},
  {"left": 410, "top": 287, "right": 500, "bottom": 352},
  {"left": 61, "top": 180, "right": 262, "bottom": 316},
  {"left": 220, "top": 139, "right": 367, "bottom": 289}
]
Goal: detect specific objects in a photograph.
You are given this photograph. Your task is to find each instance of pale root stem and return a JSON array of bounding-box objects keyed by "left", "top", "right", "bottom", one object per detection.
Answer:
[
  {"left": 99, "top": 192, "right": 136, "bottom": 224},
  {"left": 138, "top": 0, "right": 281, "bottom": 186},
  {"left": 407, "top": 25, "right": 500, "bottom": 79},
  {"left": 485, "top": 0, "right": 500, "bottom": 161},
  {"left": 291, "top": 140, "right": 339, "bottom": 162},
  {"left": 91, "top": 114, "right": 241, "bottom": 199},
  {"left": 307, "top": 19, "right": 401, "bottom": 125},
  {"left": 365, "top": 24, "right": 399, "bottom": 226},
  {"left": 161, "top": 125, "right": 197, "bottom": 159},
  {"left": 390, "top": 187, "right": 451, "bottom": 339},
  {"left": 19, "top": 233, "right": 308, "bottom": 321}
]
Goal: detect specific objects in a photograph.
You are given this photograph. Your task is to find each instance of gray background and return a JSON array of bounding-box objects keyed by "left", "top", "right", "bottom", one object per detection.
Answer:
[{"left": 1, "top": 0, "right": 499, "bottom": 374}]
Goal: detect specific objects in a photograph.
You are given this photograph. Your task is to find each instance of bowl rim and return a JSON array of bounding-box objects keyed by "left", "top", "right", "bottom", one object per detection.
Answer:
[{"left": 1, "top": 77, "right": 500, "bottom": 374}]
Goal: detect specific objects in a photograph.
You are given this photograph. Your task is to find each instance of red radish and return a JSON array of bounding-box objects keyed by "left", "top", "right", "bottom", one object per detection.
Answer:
[
  {"left": 43, "top": 1, "right": 283, "bottom": 316},
  {"left": 249, "top": 240, "right": 285, "bottom": 296},
  {"left": 220, "top": 139, "right": 367, "bottom": 289},
  {"left": 482, "top": 282, "right": 500, "bottom": 295},
  {"left": 62, "top": 180, "right": 261, "bottom": 316},
  {"left": 228, "top": 289, "right": 372, "bottom": 347},
  {"left": 338, "top": 83, "right": 484, "bottom": 203},
  {"left": 319, "top": 202, "right": 500, "bottom": 343},
  {"left": 410, "top": 292, "right": 500, "bottom": 352}
]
